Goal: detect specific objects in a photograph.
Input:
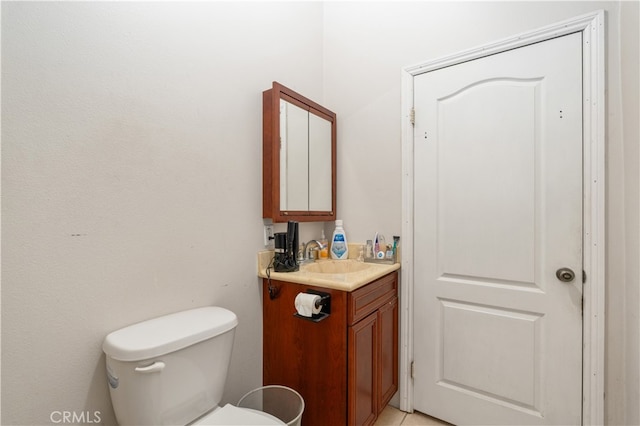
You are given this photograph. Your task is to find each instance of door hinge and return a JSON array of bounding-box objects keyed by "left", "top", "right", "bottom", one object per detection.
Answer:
[
  {"left": 582, "top": 270, "right": 586, "bottom": 316},
  {"left": 410, "top": 107, "right": 415, "bottom": 126},
  {"left": 410, "top": 361, "right": 414, "bottom": 379}
]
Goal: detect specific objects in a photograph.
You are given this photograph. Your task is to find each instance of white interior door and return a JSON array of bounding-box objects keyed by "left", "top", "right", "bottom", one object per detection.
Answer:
[{"left": 413, "top": 33, "right": 583, "bottom": 425}]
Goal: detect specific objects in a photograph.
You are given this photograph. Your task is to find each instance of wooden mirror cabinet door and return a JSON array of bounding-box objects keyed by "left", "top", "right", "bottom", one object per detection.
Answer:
[{"left": 263, "top": 81, "right": 336, "bottom": 223}]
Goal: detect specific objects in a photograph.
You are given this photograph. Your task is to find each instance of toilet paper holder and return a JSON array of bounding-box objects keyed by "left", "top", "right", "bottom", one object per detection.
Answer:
[{"left": 294, "top": 290, "right": 331, "bottom": 322}]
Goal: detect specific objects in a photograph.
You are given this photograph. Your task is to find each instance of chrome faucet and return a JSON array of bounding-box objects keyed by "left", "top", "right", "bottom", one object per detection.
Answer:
[{"left": 303, "top": 239, "right": 325, "bottom": 262}]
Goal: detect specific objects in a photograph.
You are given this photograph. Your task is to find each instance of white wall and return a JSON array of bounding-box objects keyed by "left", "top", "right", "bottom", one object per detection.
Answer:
[
  {"left": 2, "top": 1, "right": 639, "bottom": 425},
  {"left": 322, "top": 1, "right": 639, "bottom": 425},
  {"left": 1, "top": 2, "right": 325, "bottom": 424}
]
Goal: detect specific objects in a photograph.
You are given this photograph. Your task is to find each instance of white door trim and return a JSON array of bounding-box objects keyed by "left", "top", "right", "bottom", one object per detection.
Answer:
[{"left": 399, "top": 11, "right": 606, "bottom": 424}]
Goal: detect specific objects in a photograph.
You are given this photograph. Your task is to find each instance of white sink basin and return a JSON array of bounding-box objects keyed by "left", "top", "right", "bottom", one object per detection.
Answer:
[{"left": 301, "top": 260, "right": 371, "bottom": 274}]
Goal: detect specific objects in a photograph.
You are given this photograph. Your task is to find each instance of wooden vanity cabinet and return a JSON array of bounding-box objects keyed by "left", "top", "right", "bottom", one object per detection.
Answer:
[{"left": 262, "top": 271, "right": 398, "bottom": 426}]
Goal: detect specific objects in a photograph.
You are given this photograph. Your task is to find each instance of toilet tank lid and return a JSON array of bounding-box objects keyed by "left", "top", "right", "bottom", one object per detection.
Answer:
[{"left": 102, "top": 306, "right": 238, "bottom": 362}]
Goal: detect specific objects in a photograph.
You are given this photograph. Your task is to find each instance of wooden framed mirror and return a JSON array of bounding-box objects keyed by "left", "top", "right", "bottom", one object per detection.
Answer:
[{"left": 263, "top": 82, "right": 336, "bottom": 223}]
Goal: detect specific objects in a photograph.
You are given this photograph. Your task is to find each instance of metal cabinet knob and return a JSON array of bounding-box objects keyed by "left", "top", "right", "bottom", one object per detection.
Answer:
[{"left": 556, "top": 268, "right": 575, "bottom": 283}]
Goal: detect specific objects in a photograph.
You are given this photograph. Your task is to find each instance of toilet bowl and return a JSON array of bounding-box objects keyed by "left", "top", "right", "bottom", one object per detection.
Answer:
[
  {"left": 193, "top": 404, "right": 282, "bottom": 425},
  {"left": 102, "top": 307, "right": 284, "bottom": 425}
]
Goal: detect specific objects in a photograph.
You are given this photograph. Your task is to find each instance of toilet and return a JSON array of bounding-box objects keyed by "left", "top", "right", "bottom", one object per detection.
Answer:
[{"left": 102, "top": 306, "right": 285, "bottom": 425}]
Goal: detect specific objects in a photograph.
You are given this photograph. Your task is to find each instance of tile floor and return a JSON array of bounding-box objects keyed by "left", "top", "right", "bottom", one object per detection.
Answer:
[{"left": 374, "top": 405, "right": 452, "bottom": 426}]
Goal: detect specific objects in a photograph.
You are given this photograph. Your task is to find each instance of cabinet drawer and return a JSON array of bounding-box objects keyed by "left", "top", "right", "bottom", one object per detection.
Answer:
[{"left": 348, "top": 272, "right": 397, "bottom": 325}]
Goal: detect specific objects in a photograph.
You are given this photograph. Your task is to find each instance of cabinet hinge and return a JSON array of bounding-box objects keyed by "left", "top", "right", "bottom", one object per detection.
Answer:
[{"left": 410, "top": 107, "right": 415, "bottom": 126}]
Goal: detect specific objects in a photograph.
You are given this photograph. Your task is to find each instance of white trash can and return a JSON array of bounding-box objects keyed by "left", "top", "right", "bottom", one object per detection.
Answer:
[{"left": 237, "top": 385, "right": 305, "bottom": 426}]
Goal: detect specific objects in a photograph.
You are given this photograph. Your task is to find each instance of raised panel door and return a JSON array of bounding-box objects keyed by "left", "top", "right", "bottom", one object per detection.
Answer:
[
  {"left": 378, "top": 296, "right": 398, "bottom": 411},
  {"left": 413, "top": 33, "right": 583, "bottom": 425},
  {"left": 349, "top": 312, "right": 378, "bottom": 426}
]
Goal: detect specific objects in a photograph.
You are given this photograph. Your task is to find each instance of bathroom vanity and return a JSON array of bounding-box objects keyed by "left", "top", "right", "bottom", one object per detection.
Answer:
[{"left": 260, "top": 256, "right": 399, "bottom": 426}]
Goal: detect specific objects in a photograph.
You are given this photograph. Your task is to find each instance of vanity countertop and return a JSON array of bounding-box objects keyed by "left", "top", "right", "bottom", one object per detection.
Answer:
[{"left": 257, "top": 250, "right": 400, "bottom": 292}]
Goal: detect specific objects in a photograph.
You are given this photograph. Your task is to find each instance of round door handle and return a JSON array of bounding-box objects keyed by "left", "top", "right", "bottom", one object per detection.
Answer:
[{"left": 556, "top": 268, "right": 575, "bottom": 283}]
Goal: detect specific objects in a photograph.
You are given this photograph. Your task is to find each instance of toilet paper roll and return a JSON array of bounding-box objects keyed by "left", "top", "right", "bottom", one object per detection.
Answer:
[{"left": 294, "top": 293, "right": 322, "bottom": 317}]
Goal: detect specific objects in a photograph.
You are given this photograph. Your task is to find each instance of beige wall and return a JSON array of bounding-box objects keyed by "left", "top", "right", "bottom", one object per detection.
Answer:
[
  {"left": 322, "top": 2, "right": 639, "bottom": 425},
  {"left": 1, "top": 2, "right": 325, "bottom": 424},
  {"left": 2, "top": 1, "right": 638, "bottom": 425},
  {"left": 620, "top": 2, "right": 640, "bottom": 425}
]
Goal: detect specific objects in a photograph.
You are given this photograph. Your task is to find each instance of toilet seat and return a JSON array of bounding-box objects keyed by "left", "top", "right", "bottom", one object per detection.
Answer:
[{"left": 192, "top": 404, "right": 285, "bottom": 425}]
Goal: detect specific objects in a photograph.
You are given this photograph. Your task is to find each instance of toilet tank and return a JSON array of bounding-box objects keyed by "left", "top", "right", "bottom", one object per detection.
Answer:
[{"left": 102, "top": 307, "right": 238, "bottom": 426}]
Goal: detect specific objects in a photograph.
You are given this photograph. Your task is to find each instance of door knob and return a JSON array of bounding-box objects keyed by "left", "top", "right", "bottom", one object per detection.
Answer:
[{"left": 556, "top": 268, "right": 575, "bottom": 283}]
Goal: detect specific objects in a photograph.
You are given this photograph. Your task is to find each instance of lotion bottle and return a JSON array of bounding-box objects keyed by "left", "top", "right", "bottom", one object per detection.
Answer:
[{"left": 330, "top": 220, "right": 349, "bottom": 260}]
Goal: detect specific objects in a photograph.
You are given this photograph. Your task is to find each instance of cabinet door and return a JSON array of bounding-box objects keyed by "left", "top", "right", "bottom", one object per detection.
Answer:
[
  {"left": 263, "top": 279, "right": 348, "bottom": 426},
  {"left": 348, "top": 313, "right": 378, "bottom": 426},
  {"left": 378, "top": 297, "right": 399, "bottom": 411}
]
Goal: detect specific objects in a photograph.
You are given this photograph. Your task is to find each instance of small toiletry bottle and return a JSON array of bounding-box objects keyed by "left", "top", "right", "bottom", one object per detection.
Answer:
[
  {"left": 330, "top": 220, "right": 349, "bottom": 260},
  {"left": 365, "top": 240, "right": 374, "bottom": 259},
  {"left": 319, "top": 229, "right": 329, "bottom": 259},
  {"left": 385, "top": 244, "right": 393, "bottom": 260},
  {"left": 376, "top": 235, "right": 386, "bottom": 259},
  {"left": 392, "top": 236, "right": 400, "bottom": 261}
]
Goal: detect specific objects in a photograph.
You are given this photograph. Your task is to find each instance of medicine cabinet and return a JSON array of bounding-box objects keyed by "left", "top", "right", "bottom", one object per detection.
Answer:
[{"left": 263, "top": 82, "right": 336, "bottom": 223}]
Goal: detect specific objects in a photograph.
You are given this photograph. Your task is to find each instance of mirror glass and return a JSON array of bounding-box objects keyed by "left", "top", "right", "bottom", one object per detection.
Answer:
[
  {"left": 280, "top": 99, "right": 332, "bottom": 212},
  {"left": 308, "top": 111, "right": 332, "bottom": 211}
]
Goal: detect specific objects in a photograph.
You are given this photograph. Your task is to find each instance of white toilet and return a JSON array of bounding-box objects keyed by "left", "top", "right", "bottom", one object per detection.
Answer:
[{"left": 102, "top": 306, "right": 285, "bottom": 425}]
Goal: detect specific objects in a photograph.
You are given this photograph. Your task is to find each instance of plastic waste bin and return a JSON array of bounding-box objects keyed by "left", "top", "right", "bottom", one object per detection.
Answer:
[{"left": 237, "top": 385, "right": 305, "bottom": 426}]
